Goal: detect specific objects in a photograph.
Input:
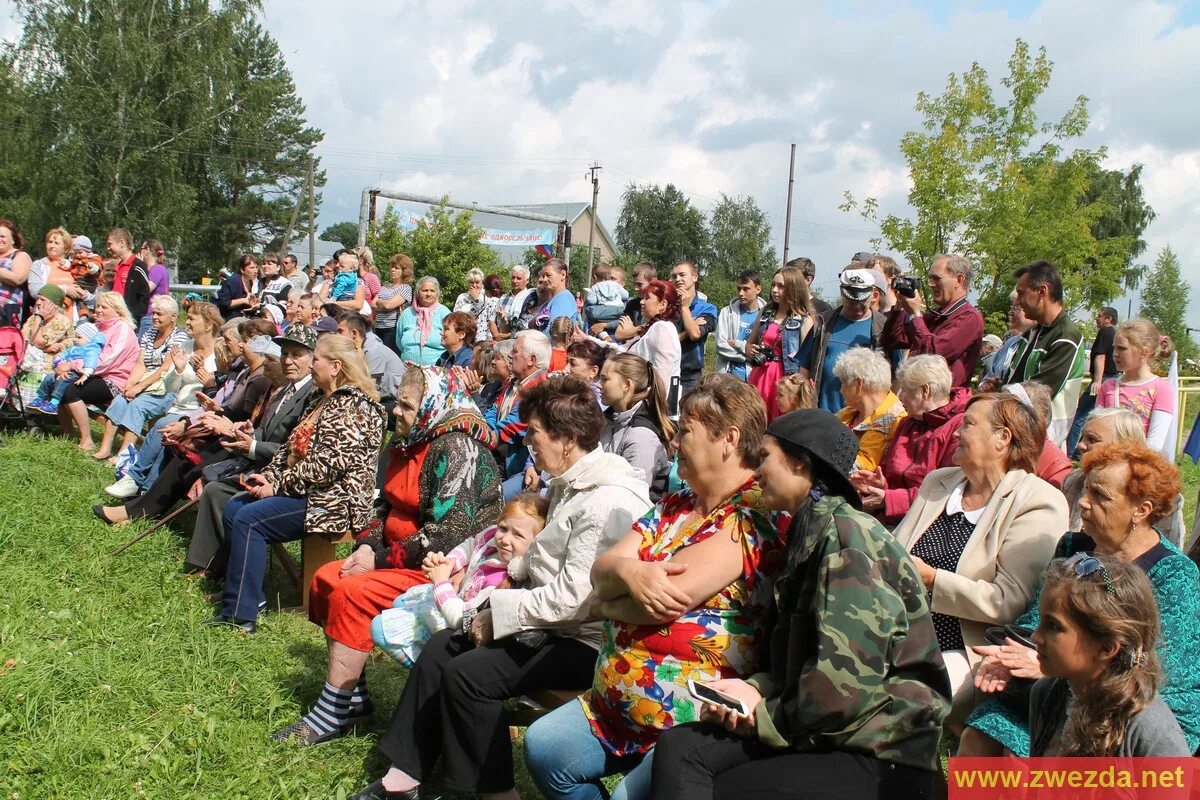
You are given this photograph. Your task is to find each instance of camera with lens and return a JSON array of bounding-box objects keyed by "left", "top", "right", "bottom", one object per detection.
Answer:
[
  {"left": 747, "top": 347, "right": 771, "bottom": 368},
  {"left": 892, "top": 275, "right": 919, "bottom": 299}
]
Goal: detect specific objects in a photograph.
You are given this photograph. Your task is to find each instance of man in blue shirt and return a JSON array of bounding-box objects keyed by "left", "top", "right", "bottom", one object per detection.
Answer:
[
  {"left": 715, "top": 270, "right": 764, "bottom": 380},
  {"left": 810, "top": 268, "right": 885, "bottom": 412},
  {"left": 671, "top": 260, "right": 718, "bottom": 395}
]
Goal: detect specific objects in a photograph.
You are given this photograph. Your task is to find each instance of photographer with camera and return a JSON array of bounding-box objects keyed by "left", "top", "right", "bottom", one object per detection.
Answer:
[{"left": 881, "top": 253, "right": 984, "bottom": 390}]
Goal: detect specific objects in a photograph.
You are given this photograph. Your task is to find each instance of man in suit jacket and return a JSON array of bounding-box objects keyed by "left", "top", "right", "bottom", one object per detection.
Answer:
[{"left": 185, "top": 324, "right": 320, "bottom": 574}]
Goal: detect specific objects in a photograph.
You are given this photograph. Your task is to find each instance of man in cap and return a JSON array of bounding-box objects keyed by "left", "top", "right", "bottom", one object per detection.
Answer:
[
  {"left": 808, "top": 267, "right": 886, "bottom": 413},
  {"left": 880, "top": 253, "right": 984, "bottom": 390},
  {"left": 184, "top": 323, "right": 321, "bottom": 575}
]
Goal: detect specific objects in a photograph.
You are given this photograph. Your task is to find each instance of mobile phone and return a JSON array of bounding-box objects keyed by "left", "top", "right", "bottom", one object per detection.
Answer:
[
  {"left": 1004, "top": 624, "right": 1036, "bottom": 650},
  {"left": 687, "top": 680, "right": 749, "bottom": 716},
  {"left": 238, "top": 473, "right": 252, "bottom": 490},
  {"left": 984, "top": 626, "right": 1009, "bottom": 647}
]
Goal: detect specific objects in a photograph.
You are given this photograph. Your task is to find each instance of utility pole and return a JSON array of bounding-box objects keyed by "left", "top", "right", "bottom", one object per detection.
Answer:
[
  {"left": 281, "top": 184, "right": 303, "bottom": 258},
  {"left": 586, "top": 163, "right": 602, "bottom": 277},
  {"left": 306, "top": 153, "right": 316, "bottom": 271},
  {"left": 782, "top": 143, "right": 796, "bottom": 266}
]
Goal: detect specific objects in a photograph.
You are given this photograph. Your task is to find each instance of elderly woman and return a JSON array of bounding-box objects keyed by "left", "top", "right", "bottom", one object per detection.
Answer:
[
  {"left": 28, "top": 227, "right": 77, "bottom": 310},
  {"left": 273, "top": 366, "right": 504, "bottom": 745},
  {"left": 1062, "top": 407, "right": 1145, "bottom": 531},
  {"left": 833, "top": 346, "right": 905, "bottom": 471},
  {"left": 395, "top": 276, "right": 450, "bottom": 365},
  {"left": 525, "top": 375, "right": 784, "bottom": 800},
  {"left": 891, "top": 393, "right": 1065, "bottom": 719},
  {"left": 93, "top": 295, "right": 190, "bottom": 461},
  {"left": 372, "top": 253, "right": 413, "bottom": 355},
  {"left": 961, "top": 443, "right": 1200, "bottom": 756},
  {"left": 852, "top": 354, "right": 970, "bottom": 526},
  {"left": 57, "top": 292, "right": 140, "bottom": 451},
  {"left": 21, "top": 285, "right": 74, "bottom": 373},
  {"left": 650, "top": 409, "right": 950, "bottom": 799},
  {"left": 598, "top": 353, "right": 675, "bottom": 501},
  {"left": 206, "top": 334, "right": 385, "bottom": 633},
  {"left": 104, "top": 301, "right": 223, "bottom": 499},
  {"left": 346, "top": 375, "right": 652, "bottom": 800},
  {"left": 215, "top": 254, "right": 260, "bottom": 320},
  {"left": 0, "top": 219, "right": 32, "bottom": 323},
  {"left": 453, "top": 268, "right": 500, "bottom": 344}
]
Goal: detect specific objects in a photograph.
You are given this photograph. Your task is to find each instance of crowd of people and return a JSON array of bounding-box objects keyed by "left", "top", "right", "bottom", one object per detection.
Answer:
[{"left": 3, "top": 214, "right": 1199, "bottom": 799}]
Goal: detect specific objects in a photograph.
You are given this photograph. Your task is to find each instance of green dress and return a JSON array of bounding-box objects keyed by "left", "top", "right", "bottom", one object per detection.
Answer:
[{"left": 965, "top": 531, "right": 1200, "bottom": 756}]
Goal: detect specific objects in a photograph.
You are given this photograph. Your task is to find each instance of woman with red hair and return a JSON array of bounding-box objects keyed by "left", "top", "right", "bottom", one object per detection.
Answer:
[{"left": 589, "top": 278, "right": 681, "bottom": 401}]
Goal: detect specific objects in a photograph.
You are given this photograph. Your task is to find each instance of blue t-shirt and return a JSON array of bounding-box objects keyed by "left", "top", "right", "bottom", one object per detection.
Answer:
[
  {"left": 729, "top": 304, "right": 761, "bottom": 381},
  {"left": 535, "top": 290, "right": 578, "bottom": 333},
  {"left": 819, "top": 315, "right": 873, "bottom": 412}
]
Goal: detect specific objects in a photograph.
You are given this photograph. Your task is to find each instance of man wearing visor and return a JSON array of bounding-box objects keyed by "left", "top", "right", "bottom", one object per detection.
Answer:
[{"left": 810, "top": 267, "right": 886, "bottom": 413}]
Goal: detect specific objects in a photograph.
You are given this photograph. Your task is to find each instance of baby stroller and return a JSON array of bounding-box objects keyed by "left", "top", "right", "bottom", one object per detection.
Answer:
[{"left": 0, "top": 313, "right": 29, "bottom": 438}]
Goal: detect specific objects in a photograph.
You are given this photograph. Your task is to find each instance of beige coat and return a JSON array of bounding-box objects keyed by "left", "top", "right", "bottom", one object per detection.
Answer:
[{"left": 892, "top": 467, "right": 1066, "bottom": 669}]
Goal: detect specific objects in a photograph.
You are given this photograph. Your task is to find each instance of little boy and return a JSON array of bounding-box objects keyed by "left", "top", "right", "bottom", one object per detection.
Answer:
[
  {"left": 30, "top": 321, "right": 106, "bottom": 413},
  {"left": 583, "top": 263, "right": 629, "bottom": 329},
  {"left": 328, "top": 251, "right": 361, "bottom": 301}
]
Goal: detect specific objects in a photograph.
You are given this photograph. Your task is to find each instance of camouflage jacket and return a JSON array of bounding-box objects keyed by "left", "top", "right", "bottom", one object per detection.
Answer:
[{"left": 745, "top": 494, "right": 951, "bottom": 771}]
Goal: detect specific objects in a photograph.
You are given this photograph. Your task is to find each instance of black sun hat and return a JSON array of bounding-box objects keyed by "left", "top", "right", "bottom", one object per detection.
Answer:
[{"left": 767, "top": 408, "right": 862, "bottom": 508}]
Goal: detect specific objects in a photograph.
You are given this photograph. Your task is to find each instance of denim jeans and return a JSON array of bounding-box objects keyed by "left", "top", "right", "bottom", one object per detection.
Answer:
[
  {"left": 523, "top": 699, "right": 654, "bottom": 800},
  {"left": 1065, "top": 389, "right": 1097, "bottom": 458},
  {"left": 126, "top": 412, "right": 185, "bottom": 490},
  {"left": 219, "top": 493, "right": 307, "bottom": 620}
]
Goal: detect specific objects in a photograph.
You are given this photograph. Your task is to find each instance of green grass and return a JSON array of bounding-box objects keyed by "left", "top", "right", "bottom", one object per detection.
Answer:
[
  {"left": 0, "top": 432, "right": 540, "bottom": 799},
  {"left": 2, "top": 428, "right": 1196, "bottom": 799}
]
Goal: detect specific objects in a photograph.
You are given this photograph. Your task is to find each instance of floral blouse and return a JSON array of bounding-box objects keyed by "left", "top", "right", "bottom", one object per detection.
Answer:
[{"left": 579, "top": 479, "right": 787, "bottom": 756}]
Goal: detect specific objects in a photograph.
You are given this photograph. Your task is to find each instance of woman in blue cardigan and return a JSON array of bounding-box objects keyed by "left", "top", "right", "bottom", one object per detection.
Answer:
[
  {"left": 214, "top": 254, "right": 260, "bottom": 320},
  {"left": 394, "top": 276, "right": 449, "bottom": 365}
]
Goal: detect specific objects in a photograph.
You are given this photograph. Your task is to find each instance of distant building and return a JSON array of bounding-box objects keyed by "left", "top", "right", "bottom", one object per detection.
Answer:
[{"left": 284, "top": 237, "right": 344, "bottom": 271}]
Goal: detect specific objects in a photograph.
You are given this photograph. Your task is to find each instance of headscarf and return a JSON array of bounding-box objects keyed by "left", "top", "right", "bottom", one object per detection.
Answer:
[
  {"left": 397, "top": 366, "right": 497, "bottom": 452},
  {"left": 413, "top": 303, "right": 436, "bottom": 346}
]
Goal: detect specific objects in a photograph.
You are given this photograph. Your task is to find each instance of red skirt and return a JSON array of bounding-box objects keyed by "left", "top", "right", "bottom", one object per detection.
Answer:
[{"left": 309, "top": 560, "right": 430, "bottom": 652}]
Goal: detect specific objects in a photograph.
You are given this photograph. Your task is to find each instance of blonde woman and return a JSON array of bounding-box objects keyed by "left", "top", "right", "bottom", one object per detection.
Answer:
[
  {"left": 56, "top": 292, "right": 140, "bottom": 451},
  {"left": 453, "top": 267, "right": 500, "bottom": 344},
  {"left": 207, "top": 334, "right": 386, "bottom": 633},
  {"left": 833, "top": 346, "right": 905, "bottom": 471},
  {"left": 28, "top": 226, "right": 77, "bottom": 308}
]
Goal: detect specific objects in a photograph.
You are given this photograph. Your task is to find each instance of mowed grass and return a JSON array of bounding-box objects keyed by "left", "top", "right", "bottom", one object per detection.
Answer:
[{"left": 0, "top": 432, "right": 540, "bottom": 800}]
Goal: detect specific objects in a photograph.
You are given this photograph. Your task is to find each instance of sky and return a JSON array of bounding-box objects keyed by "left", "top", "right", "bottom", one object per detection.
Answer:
[{"left": 3, "top": 0, "right": 1198, "bottom": 325}]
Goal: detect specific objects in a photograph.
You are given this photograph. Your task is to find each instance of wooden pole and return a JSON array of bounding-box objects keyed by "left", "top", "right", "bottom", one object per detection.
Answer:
[
  {"left": 586, "top": 163, "right": 601, "bottom": 275},
  {"left": 306, "top": 154, "right": 316, "bottom": 270},
  {"left": 782, "top": 143, "right": 796, "bottom": 265}
]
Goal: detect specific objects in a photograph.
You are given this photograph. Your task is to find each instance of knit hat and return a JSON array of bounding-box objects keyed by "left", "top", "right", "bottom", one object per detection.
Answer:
[
  {"left": 74, "top": 321, "right": 101, "bottom": 343},
  {"left": 274, "top": 322, "right": 317, "bottom": 352},
  {"left": 37, "top": 284, "right": 66, "bottom": 307},
  {"left": 72, "top": 235, "right": 93, "bottom": 252},
  {"left": 767, "top": 408, "right": 862, "bottom": 508}
]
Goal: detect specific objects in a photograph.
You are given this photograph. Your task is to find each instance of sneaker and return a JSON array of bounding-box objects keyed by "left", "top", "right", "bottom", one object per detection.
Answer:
[
  {"left": 105, "top": 475, "right": 140, "bottom": 499},
  {"left": 42, "top": 399, "right": 59, "bottom": 414}
]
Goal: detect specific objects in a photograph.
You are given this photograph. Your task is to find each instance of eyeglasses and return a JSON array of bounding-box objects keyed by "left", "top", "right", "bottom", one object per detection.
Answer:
[{"left": 1064, "top": 553, "right": 1115, "bottom": 596}]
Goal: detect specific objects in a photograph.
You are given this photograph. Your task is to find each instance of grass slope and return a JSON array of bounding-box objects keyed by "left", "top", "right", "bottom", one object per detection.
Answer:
[{"left": 0, "top": 433, "right": 538, "bottom": 799}]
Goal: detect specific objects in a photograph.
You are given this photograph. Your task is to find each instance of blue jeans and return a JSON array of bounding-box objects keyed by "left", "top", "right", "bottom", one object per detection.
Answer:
[
  {"left": 219, "top": 493, "right": 307, "bottom": 620},
  {"left": 126, "top": 412, "right": 184, "bottom": 490},
  {"left": 137, "top": 314, "right": 153, "bottom": 338},
  {"left": 1066, "top": 389, "right": 1097, "bottom": 458},
  {"left": 524, "top": 699, "right": 654, "bottom": 800}
]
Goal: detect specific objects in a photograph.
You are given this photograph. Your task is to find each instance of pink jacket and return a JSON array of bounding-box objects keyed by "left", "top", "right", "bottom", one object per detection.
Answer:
[
  {"left": 94, "top": 317, "right": 140, "bottom": 386},
  {"left": 880, "top": 386, "right": 971, "bottom": 525}
]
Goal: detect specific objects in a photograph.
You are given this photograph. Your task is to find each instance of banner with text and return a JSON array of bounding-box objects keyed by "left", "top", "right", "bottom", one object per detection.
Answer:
[{"left": 393, "top": 209, "right": 556, "bottom": 247}]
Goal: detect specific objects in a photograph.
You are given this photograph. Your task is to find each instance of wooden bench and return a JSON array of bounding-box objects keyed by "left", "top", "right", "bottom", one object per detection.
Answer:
[
  {"left": 271, "top": 531, "right": 354, "bottom": 612},
  {"left": 507, "top": 688, "right": 586, "bottom": 740}
]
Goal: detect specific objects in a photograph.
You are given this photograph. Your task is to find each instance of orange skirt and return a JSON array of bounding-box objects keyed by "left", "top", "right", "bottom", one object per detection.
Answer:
[{"left": 309, "top": 560, "right": 430, "bottom": 652}]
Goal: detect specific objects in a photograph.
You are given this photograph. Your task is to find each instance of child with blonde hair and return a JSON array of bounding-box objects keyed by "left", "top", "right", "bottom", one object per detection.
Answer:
[{"left": 1096, "top": 318, "right": 1175, "bottom": 454}]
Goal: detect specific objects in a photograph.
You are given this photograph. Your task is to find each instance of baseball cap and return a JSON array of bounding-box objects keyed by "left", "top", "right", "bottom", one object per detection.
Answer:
[
  {"left": 839, "top": 268, "right": 875, "bottom": 302},
  {"left": 865, "top": 269, "right": 889, "bottom": 295}
]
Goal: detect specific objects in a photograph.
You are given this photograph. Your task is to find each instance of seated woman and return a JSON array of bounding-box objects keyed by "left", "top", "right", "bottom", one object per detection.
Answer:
[
  {"left": 105, "top": 301, "right": 222, "bottom": 498},
  {"left": 21, "top": 285, "right": 74, "bottom": 374},
  {"left": 961, "top": 443, "right": 1200, "bottom": 756},
  {"left": 1028, "top": 555, "right": 1191, "bottom": 757},
  {"left": 274, "top": 366, "right": 504, "bottom": 745},
  {"left": 852, "top": 354, "right": 970, "bottom": 526},
  {"left": 832, "top": 346, "right": 905, "bottom": 471},
  {"left": 93, "top": 295, "right": 190, "bottom": 461},
  {"left": 891, "top": 393, "right": 1064, "bottom": 720},
  {"left": 1002, "top": 381, "right": 1071, "bottom": 489},
  {"left": 56, "top": 291, "right": 140, "bottom": 452},
  {"left": 590, "top": 279, "right": 681, "bottom": 398},
  {"left": 599, "top": 353, "right": 674, "bottom": 501},
  {"left": 1062, "top": 407, "right": 1145, "bottom": 530},
  {"left": 435, "top": 310, "right": 475, "bottom": 369},
  {"left": 345, "top": 375, "right": 652, "bottom": 800},
  {"left": 524, "top": 375, "right": 784, "bottom": 800},
  {"left": 650, "top": 409, "right": 951, "bottom": 800},
  {"left": 207, "top": 334, "right": 386, "bottom": 632}
]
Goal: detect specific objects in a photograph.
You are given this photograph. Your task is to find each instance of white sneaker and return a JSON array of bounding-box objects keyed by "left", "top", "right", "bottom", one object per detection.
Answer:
[{"left": 105, "top": 476, "right": 139, "bottom": 499}]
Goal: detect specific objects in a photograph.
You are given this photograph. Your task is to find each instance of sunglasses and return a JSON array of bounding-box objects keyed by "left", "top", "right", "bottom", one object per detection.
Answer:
[{"left": 1064, "top": 553, "right": 1115, "bottom": 596}]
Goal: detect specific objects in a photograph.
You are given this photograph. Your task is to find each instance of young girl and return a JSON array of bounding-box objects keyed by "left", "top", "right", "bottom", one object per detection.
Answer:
[
  {"left": 1097, "top": 318, "right": 1175, "bottom": 455},
  {"left": 746, "top": 266, "right": 815, "bottom": 421},
  {"left": 370, "top": 493, "right": 549, "bottom": 666},
  {"left": 548, "top": 315, "right": 573, "bottom": 372},
  {"left": 1030, "top": 553, "right": 1191, "bottom": 757}
]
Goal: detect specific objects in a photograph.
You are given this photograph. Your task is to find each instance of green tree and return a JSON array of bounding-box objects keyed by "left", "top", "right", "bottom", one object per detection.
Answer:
[
  {"left": 706, "top": 193, "right": 776, "bottom": 280},
  {"left": 0, "top": 1, "right": 321, "bottom": 281},
  {"left": 521, "top": 244, "right": 597, "bottom": 291},
  {"left": 615, "top": 183, "right": 708, "bottom": 271},
  {"left": 367, "top": 201, "right": 500, "bottom": 300},
  {"left": 320, "top": 221, "right": 361, "bottom": 250},
  {"left": 842, "top": 40, "right": 1129, "bottom": 319},
  {"left": 1139, "top": 246, "right": 1198, "bottom": 365},
  {"left": 1082, "top": 162, "right": 1156, "bottom": 297}
]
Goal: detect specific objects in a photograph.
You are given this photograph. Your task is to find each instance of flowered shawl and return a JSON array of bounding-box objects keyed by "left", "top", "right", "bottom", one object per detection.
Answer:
[{"left": 398, "top": 366, "right": 497, "bottom": 453}]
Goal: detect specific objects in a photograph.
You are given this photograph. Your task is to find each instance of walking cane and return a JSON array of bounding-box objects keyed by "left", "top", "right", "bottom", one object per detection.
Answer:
[{"left": 108, "top": 496, "right": 200, "bottom": 556}]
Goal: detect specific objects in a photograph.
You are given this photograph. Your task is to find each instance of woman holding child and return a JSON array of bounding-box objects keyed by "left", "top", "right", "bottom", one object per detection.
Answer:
[{"left": 273, "top": 365, "right": 505, "bottom": 745}]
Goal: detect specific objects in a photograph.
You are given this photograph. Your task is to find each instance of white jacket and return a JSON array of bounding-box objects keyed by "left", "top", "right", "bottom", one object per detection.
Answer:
[
  {"left": 489, "top": 448, "right": 652, "bottom": 648},
  {"left": 715, "top": 297, "right": 765, "bottom": 374}
]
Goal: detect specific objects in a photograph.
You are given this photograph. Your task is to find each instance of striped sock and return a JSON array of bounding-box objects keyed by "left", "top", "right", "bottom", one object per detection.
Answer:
[
  {"left": 302, "top": 682, "right": 355, "bottom": 737},
  {"left": 348, "top": 674, "right": 371, "bottom": 714}
]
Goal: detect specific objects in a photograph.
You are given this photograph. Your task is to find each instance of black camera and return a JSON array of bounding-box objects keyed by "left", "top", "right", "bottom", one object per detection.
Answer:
[
  {"left": 892, "top": 275, "right": 918, "bottom": 298},
  {"left": 747, "top": 348, "right": 771, "bottom": 368}
]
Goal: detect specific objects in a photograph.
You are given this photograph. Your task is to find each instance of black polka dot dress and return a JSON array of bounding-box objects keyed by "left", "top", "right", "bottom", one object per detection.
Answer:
[{"left": 909, "top": 483, "right": 983, "bottom": 653}]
